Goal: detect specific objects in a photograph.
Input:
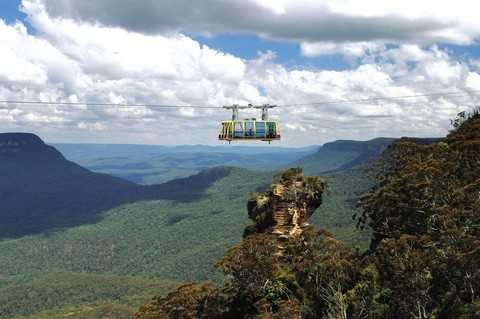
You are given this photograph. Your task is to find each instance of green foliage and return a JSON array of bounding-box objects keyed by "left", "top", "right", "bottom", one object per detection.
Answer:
[
  {"left": 0, "top": 167, "right": 276, "bottom": 318},
  {"left": 0, "top": 163, "right": 369, "bottom": 278},
  {"left": 0, "top": 168, "right": 271, "bottom": 282},
  {"left": 289, "top": 230, "right": 358, "bottom": 318},
  {"left": 355, "top": 109, "right": 480, "bottom": 317},
  {"left": 134, "top": 168, "right": 356, "bottom": 319},
  {"left": 0, "top": 271, "right": 177, "bottom": 319},
  {"left": 135, "top": 283, "right": 228, "bottom": 319},
  {"left": 14, "top": 303, "right": 135, "bottom": 319},
  {"left": 217, "top": 234, "right": 281, "bottom": 296},
  {"left": 312, "top": 167, "right": 372, "bottom": 249},
  {"left": 346, "top": 264, "right": 391, "bottom": 319}
]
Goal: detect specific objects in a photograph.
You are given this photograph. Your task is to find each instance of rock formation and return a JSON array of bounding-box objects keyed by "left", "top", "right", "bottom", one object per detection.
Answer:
[{"left": 244, "top": 168, "right": 326, "bottom": 253}]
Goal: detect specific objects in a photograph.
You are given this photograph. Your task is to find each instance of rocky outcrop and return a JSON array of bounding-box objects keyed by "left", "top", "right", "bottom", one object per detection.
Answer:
[{"left": 244, "top": 168, "right": 326, "bottom": 253}]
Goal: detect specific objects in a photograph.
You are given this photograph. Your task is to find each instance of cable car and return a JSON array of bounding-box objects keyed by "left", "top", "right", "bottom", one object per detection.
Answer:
[{"left": 218, "top": 104, "right": 281, "bottom": 143}]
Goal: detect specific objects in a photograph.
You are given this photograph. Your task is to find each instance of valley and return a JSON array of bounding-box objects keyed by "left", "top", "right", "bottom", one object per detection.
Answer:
[
  {"left": 0, "top": 134, "right": 390, "bottom": 318},
  {"left": 54, "top": 143, "right": 317, "bottom": 184}
]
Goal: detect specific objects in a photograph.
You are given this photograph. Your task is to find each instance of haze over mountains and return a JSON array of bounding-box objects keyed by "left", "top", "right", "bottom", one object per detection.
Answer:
[
  {"left": 52, "top": 137, "right": 400, "bottom": 185},
  {"left": 54, "top": 143, "right": 318, "bottom": 184},
  {"left": 0, "top": 132, "right": 414, "bottom": 318}
]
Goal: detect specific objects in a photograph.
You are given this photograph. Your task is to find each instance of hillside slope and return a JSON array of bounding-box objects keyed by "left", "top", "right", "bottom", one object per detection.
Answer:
[
  {"left": 294, "top": 137, "right": 395, "bottom": 175},
  {"left": 0, "top": 167, "right": 272, "bottom": 281},
  {"left": 0, "top": 133, "right": 230, "bottom": 238},
  {"left": 0, "top": 133, "right": 138, "bottom": 238},
  {"left": 0, "top": 164, "right": 272, "bottom": 318},
  {"left": 0, "top": 158, "right": 372, "bottom": 283}
]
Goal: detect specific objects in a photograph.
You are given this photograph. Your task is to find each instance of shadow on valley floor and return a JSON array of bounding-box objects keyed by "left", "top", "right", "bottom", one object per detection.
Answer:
[{"left": 0, "top": 162, "right": 231, "bottom": 239}]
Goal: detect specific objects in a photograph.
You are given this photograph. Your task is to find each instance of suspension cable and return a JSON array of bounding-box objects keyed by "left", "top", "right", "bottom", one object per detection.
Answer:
[
  {"left": 0, "top": 89, "right": 478, "bottom": 110},
  {"left": 278, "top": 90, "right": 480, "bottom": 107},
  {"left": 0, "top": 100, "right": 219, "bottom": 109}
]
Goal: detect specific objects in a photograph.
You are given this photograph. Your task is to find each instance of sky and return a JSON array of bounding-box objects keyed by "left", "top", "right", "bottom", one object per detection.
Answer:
[{"left": 1, "top": 0, "right": 480, "bottom": 146}]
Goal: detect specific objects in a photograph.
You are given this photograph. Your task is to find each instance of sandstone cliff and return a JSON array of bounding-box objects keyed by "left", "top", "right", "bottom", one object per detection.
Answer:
[{"left": 244, "top": 168, "right": 326, "bottom": 253}]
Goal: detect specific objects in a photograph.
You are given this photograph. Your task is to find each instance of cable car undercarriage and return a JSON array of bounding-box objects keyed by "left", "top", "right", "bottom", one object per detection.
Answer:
[{"left": 218, "top": 104, "right": 281, "bottom": 143}]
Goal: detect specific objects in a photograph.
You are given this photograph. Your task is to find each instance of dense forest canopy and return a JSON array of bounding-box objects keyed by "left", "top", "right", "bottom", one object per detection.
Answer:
[{"left": 135, "top": 110, "right": 480, "bottom": 318}]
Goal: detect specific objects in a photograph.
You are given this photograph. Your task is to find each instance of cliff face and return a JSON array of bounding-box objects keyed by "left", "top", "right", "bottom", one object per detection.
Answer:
[{"left": 244, "top": 168, "right": 326, "bottom": 252}]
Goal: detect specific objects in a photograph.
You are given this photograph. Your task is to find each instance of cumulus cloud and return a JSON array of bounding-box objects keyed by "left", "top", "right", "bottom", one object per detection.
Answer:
[
  {"left": 0, "top": 0, "right": 479, "bottom": 145},
  {"left": 300, "top": 42, "right": 385, "bottom": 60},
  {"left": 33, "top": 0, "right": 480, "bottom": 55}
]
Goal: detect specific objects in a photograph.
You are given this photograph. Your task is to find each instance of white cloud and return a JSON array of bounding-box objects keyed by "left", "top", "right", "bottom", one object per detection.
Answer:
[
  {"left": 0, "top": 1, "right": 479, "bottom": 146},
  {"left": 253, "top": 0, "right": 289, "bottom": 15},
  {"left": 77, "top": 121, "right": 106, "bottom": 130},
  {"left": 465, "top": 72, "right": 480, "bottom": 90},
  {"left": 32, "top": 0, "right": 480, "bottom": 56},
  {"left": 301, "top": 42, "right": 384, "bottom": 58}
]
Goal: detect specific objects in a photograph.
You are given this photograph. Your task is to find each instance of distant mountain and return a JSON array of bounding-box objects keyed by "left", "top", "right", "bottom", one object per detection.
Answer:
[
  {"left": 0, "top": 133, "right": 230, "bottom": 239},
  {"left": 292, "top": 137, "right": 395, "bottom": 175},
  {"left": 295, "top": 137, "right": 444, "bottom": 176},
  {"left": 54, "top": 143, "right": 318, "bottom": 184},
  {"left": 0, "top": 133, "right": 136, "bottom": 193},
  {"left": 54, "top": 143, "right": 318, "bottom": 158}
]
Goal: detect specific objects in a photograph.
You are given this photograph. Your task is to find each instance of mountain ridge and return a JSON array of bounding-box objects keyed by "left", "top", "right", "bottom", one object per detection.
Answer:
[
  {"left": 0, "top": 133, "right": 232, "bottom": 239},
  {"left": 295, "top": 136, "right": 441, "bottom": 175}
]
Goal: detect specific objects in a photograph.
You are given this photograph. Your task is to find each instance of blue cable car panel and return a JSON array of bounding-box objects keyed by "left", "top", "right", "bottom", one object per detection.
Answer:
[
  {"left": 234, "top": 122, "right": 243, "bottom": 138},
  {"left": 218, "top": 104, "right": 280, "bottom": 143}
]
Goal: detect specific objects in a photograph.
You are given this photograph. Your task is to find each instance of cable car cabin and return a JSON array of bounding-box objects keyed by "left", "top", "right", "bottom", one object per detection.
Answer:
[
  {"left": 219, "top": 104, "right": 280, "bottom": 143},
  {"left": 218, "top": 119, "right": 280, "bottom": 142}
]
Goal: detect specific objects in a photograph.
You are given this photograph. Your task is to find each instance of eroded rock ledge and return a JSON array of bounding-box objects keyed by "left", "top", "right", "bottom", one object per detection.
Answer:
[{"left": 244, "top": 168, "right": 326, "bottom": 253}]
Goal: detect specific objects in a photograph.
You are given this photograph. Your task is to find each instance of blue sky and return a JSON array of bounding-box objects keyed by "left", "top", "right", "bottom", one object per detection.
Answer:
[
  {"left": 1, "top": 0, "right": 480, "bottom": 145},
  {"left": 2, "top": 0, "right": 478, "bottom": 71},
  {"left": 193, "top": 33, "right": 350, "bottom": 70},
  {"left": 0, "top": 0, "right": 350, "bottom": 70},
  {"left": 1, "top": 0, "right": 26, "bottom": 24}
]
